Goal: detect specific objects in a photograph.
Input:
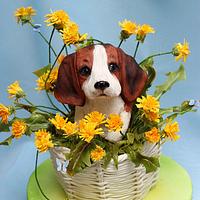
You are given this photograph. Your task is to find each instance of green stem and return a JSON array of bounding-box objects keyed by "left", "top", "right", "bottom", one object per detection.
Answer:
[
  {"left": 62, "top": 103, "right": 70, "bottom": 113},
  {"left": 23, "top": 98, "right": 54, "bottom": 114},
  {"left": 51, "top": 44, "right": 66, "bottom": 70},
  {"left": 87, "top": 38, "right": 104, "bottom": 44},
  {"left": 139, "top": 51, "right": 173, "bottom": 65},
  {"left": 28, "top": 22, "right": 57, "bottom": 57},
  {"left": 134, "top": 41, "right": 140, "bottom": 58},
  {"left": 44, "top": 44, "right": 68, "bottom": 117},
  {"left": 65, "top": 46, "right": 68, "bottom": 55},
  {"left": 118, "top": 39, "right": 124, "bottom": 48},
  {"left": 35, "top": 105, "right": 58, "bottom": 111},
  {"left": 49, "top": 28, "right": 55, "bottom": 64},
  {"left": 35, "top": 151, "right": 51, "bottom": 200}
]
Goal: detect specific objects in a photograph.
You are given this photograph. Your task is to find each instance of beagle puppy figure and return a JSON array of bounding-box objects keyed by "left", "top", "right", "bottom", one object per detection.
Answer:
[{"left": 54, "top": 44, "right": 147, "bottom": 142}]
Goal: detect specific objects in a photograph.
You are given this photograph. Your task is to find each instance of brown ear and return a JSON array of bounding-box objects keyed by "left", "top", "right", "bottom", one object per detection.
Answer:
[
  {"left": 54, "top": 53, "right": 85, "bottom": 106},
  {"left": 117, "top": 48, "right": 148, "bottom": 105}
]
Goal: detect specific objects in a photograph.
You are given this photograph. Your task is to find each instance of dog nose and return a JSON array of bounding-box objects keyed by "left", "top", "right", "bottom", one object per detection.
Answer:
[{"left": 94, "top": 81, "right": 110, "bottom": 90}]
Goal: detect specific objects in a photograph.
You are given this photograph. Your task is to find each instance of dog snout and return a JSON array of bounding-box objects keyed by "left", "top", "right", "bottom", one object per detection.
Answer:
[{"left": 94, "top": 81, "right": 110, "bottom": 90}]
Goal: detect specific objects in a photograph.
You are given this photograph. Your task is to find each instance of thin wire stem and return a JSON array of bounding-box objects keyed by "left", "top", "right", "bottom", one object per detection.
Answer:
[
  {"left": 34, "top": 151, "right": 51, "bottom": 200},
  {"left": 28, "top": 22, "right": 57, "bottom": 57},
  {"left": 49, "top": 28, "right": 55, "bottom": 64},
  {"left": 62, "top": 103, "right": 70, "bottom": 113},
  {"left": 133, "top": 41, "right": 140, "bottom": 58},
  {"left": 118, "top": 39, "right": 124, "bottom": 48},
  {"left": 139, "top": 51, "right": 173, "bottom": 65},
  {"left": 65, "top": 46, "right": 68, "bottom": 55},
  {"left": 24, "top": 98, "right": 54, "bottom": 114}
]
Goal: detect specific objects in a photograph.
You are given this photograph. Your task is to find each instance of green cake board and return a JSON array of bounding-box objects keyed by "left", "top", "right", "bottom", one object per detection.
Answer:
[{"left": 27, "top": 155, "right": 192, "bottom": 200}]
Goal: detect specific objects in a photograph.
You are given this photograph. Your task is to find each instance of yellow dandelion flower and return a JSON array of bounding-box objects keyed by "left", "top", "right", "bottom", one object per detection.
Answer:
[
  {"left": 90, "top": 145, "right": 106, "bottom": 161},
  {"left": 12, "top": 120, "right": 27, "bottom": 139},
  {"left": 136, "top": 95, "right": 160, "bottom": 114},
  {"left": 145, "top": 127, "right": 160, "bottom": 143},
  {"left": 105, "top": 114, "right": 123, "bottom": 132},
  {"left": 78, "top": 121, "right": 104, "bottom": 143},
  {"left": 136, "top": 24, "right": 155, "bottom": 42},
  {"left": 45, "top": 10, "right": 70, "bottom": 30},
  {"left": 144, "top": 111, "right": 160, "bottom": 123},
  {"left": 63, "top": 121, "right": 78, "bottom": 136},
  {"left": 35, "top": 129, "right": 54, "bottom": 152},
  {"left": 119, "top": 19, "right": 137, "bottom": 39},
  {"left": 7, "top": 81, "right": 25, "bottom": 99},
  {"left": 0, "top": 104, "right": 10, "bottom": 124},
  {"left": 14, "top": 6, "right": 36, "bottom": 24},
  {"left": 49, "top": 113, "right": 68, "bottom": 131},
  {"left": 60, "top": 21, "right": 87, "bottom": 45},
  {"left": 84, "top": 111, "right": 106, "bottom": 126},
  {"left": 173, "top": 39, "right": 190, "bottom": 62},
  {"left": 164, "top": 121, "right": 180, "bottom": 141},
  {"left": 36, "top": 68, "right": 58, "bottom": 91}
]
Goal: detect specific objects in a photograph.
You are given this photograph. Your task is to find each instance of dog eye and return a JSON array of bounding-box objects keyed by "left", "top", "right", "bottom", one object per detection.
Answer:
[
  {"left": 79, "top": 66, "right": 91, "bottom": 76},
  {"left": 108, "top": 63, "right": 119, "bottom": 73}
]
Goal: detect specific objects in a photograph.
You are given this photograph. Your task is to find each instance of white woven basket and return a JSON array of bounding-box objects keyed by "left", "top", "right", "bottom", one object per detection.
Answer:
[{"left": 50, "top": 142, "right": 160, "bottom": 200}]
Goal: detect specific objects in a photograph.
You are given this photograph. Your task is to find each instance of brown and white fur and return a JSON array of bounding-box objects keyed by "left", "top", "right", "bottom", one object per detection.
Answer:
[{"left": 54, "top": 44, "right": 147, "bottom": 142}]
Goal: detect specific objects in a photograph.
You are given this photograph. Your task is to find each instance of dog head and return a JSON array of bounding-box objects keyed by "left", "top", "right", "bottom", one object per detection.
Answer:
[{"left": 54, "top": 44, "right": 147, "bottom": 108}]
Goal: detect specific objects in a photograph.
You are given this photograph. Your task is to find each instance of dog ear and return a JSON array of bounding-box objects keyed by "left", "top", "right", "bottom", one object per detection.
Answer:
[
  {"left": 117, "top": 48, "right": 148, "bottom": 106},
  {"left": 54, "top": 53, "right": 85, "bottom": 106}
]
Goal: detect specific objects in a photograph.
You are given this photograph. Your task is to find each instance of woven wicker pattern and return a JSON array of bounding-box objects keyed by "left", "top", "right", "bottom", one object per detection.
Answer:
[{"left": 50, "top": 143, "right": 160, "bottom": 200}]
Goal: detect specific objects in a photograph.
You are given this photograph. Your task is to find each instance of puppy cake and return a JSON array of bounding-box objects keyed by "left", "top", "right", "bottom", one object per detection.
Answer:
[{"left": 0, "top": 6, "right": 195, "bottom": 200}]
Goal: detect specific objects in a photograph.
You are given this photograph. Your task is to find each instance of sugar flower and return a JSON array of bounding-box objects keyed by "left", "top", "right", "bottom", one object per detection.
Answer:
[
  {"left": 105, "top": 114, "right": 123, "bottom": 132},
  {"left": 7, "top": 81, "right": 25, "bottom": 99},
  {"left": 36, "top": 68, "right": 58, "bottom": 91},
  {"left": 136, "top": 95, "right": 160, "bottom": 114},
  {"left": 35, "top": 129, "right": 54, "bottom": 152},
  {"left": 172, "top": 39, "right": 190, "bottom": 62},
  {"left": 12, "top": 120, "right": 27, "bottom": 139},
  {"left": 144, "top": 111, "right": 160, "bottom": 123},
  {"left": 145, "top": 127, "right": 160, "bottom": 143},
  {"left": 164, "top": 121, "right": 180, "bottom": 141},
  {"left": 119, "top": 19, "right": 137, "bottom": 39},
  {"left": 90, "top": 145, "right": 106, "bottom": 161},
  {"left": 84, "top": 111, "right": 106, "bottom": 126},
  {"left": 63, "top": 121, "right": 78, "bottom": 136},
  {"left": 45, "top": 10, "right": 70, "bottom": 30},
  {"left": 14, "top": 6, "right": 36, "bottom": 24},
  {"left": 49, "top": 113, "right": 68, "bottom": 131},
  {"left": 136, "top": 24, "right": 155, "bottom": 42},
  {"left": 60, "top": 21, "right": 87, "bottom": 45},
  {"left": 0, "top": 104, "right": 10, "bottom": 124},
  {"left": 78, "top": 121, "right": 104, "bottom": 143}
]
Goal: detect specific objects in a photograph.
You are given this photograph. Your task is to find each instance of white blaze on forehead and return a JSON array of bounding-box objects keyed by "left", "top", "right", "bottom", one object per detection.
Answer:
[
  {"left": 82, "top": 45, "right": 121, "bottom": 99},
  {"left": 91, "top": 45, "right": 112, "bottom": 81}
]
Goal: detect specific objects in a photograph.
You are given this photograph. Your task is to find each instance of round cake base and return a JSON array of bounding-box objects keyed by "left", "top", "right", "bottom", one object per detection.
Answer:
[{"left": 27, "top": 155, "right": 192, "bottom": 200}]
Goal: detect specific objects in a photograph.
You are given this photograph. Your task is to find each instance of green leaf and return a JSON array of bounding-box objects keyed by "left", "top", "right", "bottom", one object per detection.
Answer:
[
  {"left": 154, "top": 64, "right": 186, "bottom": 99},
  {"left": 29, "top": 123, "right": 49, "bottom": 132},
  {"left": 137, "top": 153, "right": 160, "bottom": 173},
  {"left": 0, "top": 136, "right": 13, "bottom": 146},
  {"left": 0, "top": 122, "right": 10, "bottom": 132},
  {"left": 103, "top": 152, "right": 112, "bottom": 169},
  {"left": 140, "top": 58, "right": 156, "bottom": 90},
  {"left": 127, "top": 132, "right": 134, "bottom": 144},
  {"left": 67, "top": 141, "right": 89, "bottom": 176},
  {"left": 33, "top": 64, "right": 51, "bottom": 77},
  {"left": 81, "top": 147, "right": 91, "bottom": 167}
]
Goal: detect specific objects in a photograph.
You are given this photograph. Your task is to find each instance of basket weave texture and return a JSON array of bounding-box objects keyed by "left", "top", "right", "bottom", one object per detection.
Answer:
[{"left": 50, "top": 142, "right": 160, "bottom": 200}]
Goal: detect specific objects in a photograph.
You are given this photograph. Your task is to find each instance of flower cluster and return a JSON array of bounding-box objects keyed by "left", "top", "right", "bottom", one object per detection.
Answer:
[
  {"left": 49, "top": 112, "right": 123, "bottom": 144},
  {"left": 0, "top": 6, "right": 196, "bottom": 176},
  {"left": 119, "top": 19, "right": 155, "bottom": 42}
]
